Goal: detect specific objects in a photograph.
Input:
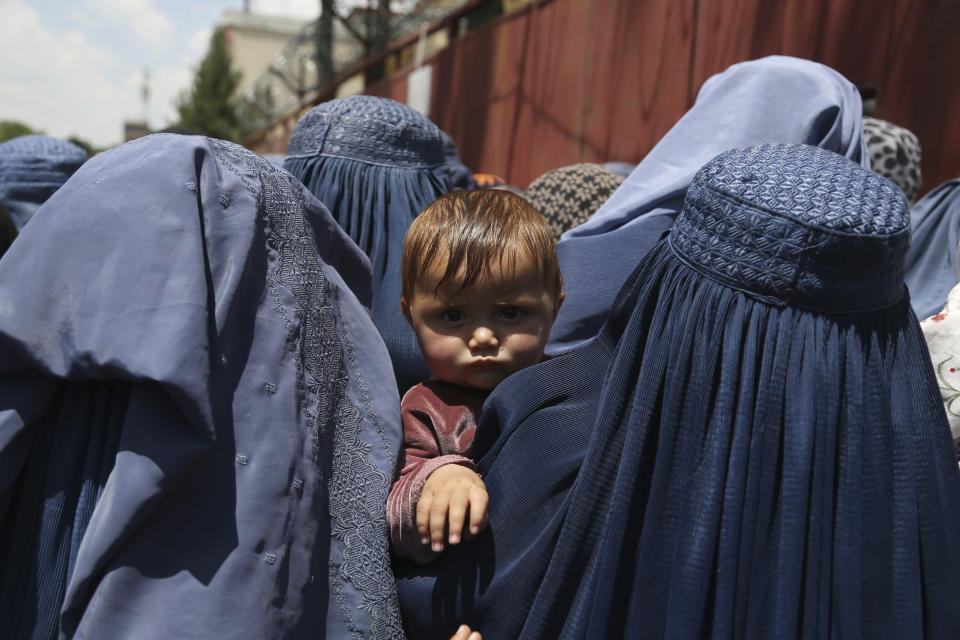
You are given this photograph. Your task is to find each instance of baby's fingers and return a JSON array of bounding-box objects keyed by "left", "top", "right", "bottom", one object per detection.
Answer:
[
  {"left": 447, "top": 488, "right": 470, "bottom": 545},
  {"left": 429, "top": 493, "right": 449, "bottom": 552},
  {"left": 468, "top": 485, "right": 489, "bottom": 536},
  {"left": 449, "top": 624, "right": 481, "bottom": 640},
  {"left": 416, "top": 491, "right": 434, "bottom": 546}
]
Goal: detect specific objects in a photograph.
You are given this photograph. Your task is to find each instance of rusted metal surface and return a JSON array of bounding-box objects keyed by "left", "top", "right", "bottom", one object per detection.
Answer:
[
  {"left": 578, "top": 0, "right": 695, "bottom": 168},
  {"left": 251, "top": 0, "right": 960, "bottom": 195},
  {"left": 688, "top": 0, "right": 960, "bottom": 196}
]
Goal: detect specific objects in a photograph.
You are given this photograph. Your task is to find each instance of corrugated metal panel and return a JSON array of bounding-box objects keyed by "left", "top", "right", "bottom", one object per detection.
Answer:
[
  {"left": 689, "top": 0, "right": 960, "bottom": 197},
  {"left": 578, "top": 0, "right": 696, "bottom": 167},
  {"left": 264, "top": 0, "right": 960, "bottom": 195}
]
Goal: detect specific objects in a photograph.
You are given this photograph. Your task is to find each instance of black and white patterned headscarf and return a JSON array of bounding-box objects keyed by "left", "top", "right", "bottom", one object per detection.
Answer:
[
  {"left": 863, "top": 116, "right": 922, "bottom": 204},
  {"left": 525, "top": 163, "right": 624, "bottom": 240}
]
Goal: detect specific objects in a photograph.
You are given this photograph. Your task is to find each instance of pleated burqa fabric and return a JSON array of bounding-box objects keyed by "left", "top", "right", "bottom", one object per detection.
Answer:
[
  {"left": 905, "top": 179, "right": 960, "bottom": 320},
  {"left": 396, "top": 144, "right": 960, "bottom": 639},
  {"left": 0, "top": 134, "right": 405, "bottom": 639},
  {"left": 439, "top": 130, "right": 479, "bottom": 191},
  {"left": 548, "top": 55, "right": 870, "bottom": 355},
  {"left": 0, "top": 134, "right": 87, "bottom": 230},
  {"left": 284, "top": 96, "right": 454, "bottom": 393}
]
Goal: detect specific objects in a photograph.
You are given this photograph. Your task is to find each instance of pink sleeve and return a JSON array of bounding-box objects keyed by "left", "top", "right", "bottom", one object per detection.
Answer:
[{"left": 387, "top": 386, "right": 477, "bottom": 564}]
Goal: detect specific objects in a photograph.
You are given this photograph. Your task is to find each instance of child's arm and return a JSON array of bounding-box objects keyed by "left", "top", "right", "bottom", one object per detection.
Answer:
[{"left": 387, "top": 391, "right": 483, "bottom": 563}]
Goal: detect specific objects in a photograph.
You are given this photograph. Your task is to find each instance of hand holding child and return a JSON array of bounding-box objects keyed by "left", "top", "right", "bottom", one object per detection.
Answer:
[{"left": 417, "top": 464, "right": 488, "bottom": 552}]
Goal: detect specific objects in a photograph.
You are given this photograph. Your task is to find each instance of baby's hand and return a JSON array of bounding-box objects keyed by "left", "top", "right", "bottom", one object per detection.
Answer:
[
  {"left": 417, "top": 464, "right": 488, "bottom": 553},
  {"left": 449, "top": 624, "right": 481, "bottom": 640}
]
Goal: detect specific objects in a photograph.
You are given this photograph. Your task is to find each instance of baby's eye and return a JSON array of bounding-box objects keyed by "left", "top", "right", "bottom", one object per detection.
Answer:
[
  {"left": 499, "top": 306, "right": 521, "bottom": 320},
  {"left": 442, "top": 309, "right": 464, "bottom": 323}
]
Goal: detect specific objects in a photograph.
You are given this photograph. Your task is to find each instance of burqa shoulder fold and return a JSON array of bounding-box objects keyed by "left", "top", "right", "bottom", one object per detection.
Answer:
[{"left": 905, "top": 179, "right": 960, "bottom": 320}]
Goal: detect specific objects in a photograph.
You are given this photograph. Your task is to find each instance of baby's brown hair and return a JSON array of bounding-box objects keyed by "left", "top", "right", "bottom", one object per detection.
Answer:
[{"left": 402, "top": 189, "right": 562, "bottom": 301}]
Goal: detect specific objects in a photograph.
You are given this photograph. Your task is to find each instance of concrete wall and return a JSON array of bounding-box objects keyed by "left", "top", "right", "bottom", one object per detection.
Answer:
[{"left": 222, "top": 11, "right": 309, "bottom": 97}]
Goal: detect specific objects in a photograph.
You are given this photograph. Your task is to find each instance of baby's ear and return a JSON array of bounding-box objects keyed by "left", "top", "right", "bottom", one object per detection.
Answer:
[
  {"left": 552, "top": 292, "right": 565, "bottom": 320},
  {"left": 401, "top": 296, "right": 412, "bottom": 323}
]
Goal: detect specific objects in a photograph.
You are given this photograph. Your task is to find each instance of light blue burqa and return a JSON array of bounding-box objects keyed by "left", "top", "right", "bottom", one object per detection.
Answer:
[
  {"left": 0, "top": 134, "right": 404, "bottom": 639},
  {"left": 0, "top": 134, "right": 87, "bottom": 231},
  {"left": 548, "top": 55, "right": 869, "bottom": 354},
  {"left": 905, "top": 179, "right": 960, "bottom": 320}
]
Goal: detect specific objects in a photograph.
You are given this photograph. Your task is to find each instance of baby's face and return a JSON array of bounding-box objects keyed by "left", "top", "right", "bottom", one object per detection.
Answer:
[{"left": 403, "top": 252, "right": 561, "bottom": 390}]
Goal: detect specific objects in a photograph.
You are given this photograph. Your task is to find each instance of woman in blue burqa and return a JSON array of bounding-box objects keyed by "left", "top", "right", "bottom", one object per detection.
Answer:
[
  {"left": 0, "top": 134, "right": 88, "bottom": 231},
  {"left": 284, "top": 96, "right": 463, "bottom": 393},
  {"left": 547, "top": 55, "right": 870, "bottom": 354},
  {"left": 0, "top": 134, "right": 407, "bottom": 638},
  {"left": 904, "top": 178, "right": 960, "bottom": 320},
  {"left": 396, "top": 144, "right": 960, "bottom": 639}
]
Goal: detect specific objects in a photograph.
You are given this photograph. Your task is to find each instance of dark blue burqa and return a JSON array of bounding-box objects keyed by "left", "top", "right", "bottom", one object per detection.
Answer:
[
  {"left": 905, "top": 179, "right": 960, "bottom": 320},
  {"left": 439, "top": 131, "right": 478, "bottom": 191},
  {"left": 0, "top": 134, "right": 87, "bottom": 231},
  {"left": 0, "top": 134, "right": 405, "bottom": 639},
  {"left": 396, "top": 144, "right": 960, "bottom": 639},
  {"left": 548, "top": 55, "right": 870, "bottom": 354},
  {"left": 284, "top": 96, "right": 455, "bottom": 393},
  {"left": 0, "top": 201, "right": 16, "bottom": 256}
]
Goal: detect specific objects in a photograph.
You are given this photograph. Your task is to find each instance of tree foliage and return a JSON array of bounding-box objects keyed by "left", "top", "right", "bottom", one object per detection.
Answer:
[
  {"left": 67, "top": 136, "right": 98, "bottom": 157},
  {"left": 175, "top": 27, "right": 244, "bottom": 142},
  {"left": 0, "top": 121, "right": 40, "bottom": 143}
]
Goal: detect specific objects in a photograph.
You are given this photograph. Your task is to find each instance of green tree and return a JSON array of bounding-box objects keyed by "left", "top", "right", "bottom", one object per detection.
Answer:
[
  {"left": 175, "top": 27, "right": 243, "bottom": 142},
  {"left": 67, "top": 136, "right": 98, "bottom": 157},
  {"left": 0, "top": 121, "right": 40, "bottom": 143}
]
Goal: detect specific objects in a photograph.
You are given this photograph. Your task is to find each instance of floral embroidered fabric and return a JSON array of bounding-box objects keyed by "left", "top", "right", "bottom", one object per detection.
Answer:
[
  {"left": 212, "top": 140, "right": 404, "bottom": 637},
  {"left": 921, "top": 282, "right": 960, "bottom": 460}
]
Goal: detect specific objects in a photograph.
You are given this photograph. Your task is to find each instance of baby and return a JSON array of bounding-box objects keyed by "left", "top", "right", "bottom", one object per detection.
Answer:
[{"left": 387, "top": 188, "right": 564, "bottom": 563}]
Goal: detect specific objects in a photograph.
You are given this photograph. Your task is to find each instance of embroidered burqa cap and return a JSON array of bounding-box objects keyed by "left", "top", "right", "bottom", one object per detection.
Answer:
[
  {"left": 905, "top": 178, "right": 960, "bottom": 319},
  {"left": 0, "top": 134, "right": 87, "bottom": 230},
  {"left": 0, "top": 134, "right": 404, "bottom": 638},
  {"left": 863, "top": 116, "right": 922, "bottom": 204},
  {"left": 548, "top": 55, "right": 870, "bottom": 354},
  {"left": 284, "top": 95, "right": 453, "bottom": 393},
  {"left": 525, "top": 163, "right": 624, "bottom": 240},
  {"left": 396, "top": 144, "right": 960, "bottom": 639}
]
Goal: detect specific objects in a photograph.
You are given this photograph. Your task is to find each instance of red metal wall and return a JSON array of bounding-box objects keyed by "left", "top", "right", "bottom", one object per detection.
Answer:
[{"left": 365, "top": 0, "right": 960, "bottom": 194}]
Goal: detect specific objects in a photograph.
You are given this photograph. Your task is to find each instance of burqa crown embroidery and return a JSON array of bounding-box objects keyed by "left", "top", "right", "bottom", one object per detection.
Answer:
[{"left": 670, "top": 143, "right": 909, "bottom": 313}]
